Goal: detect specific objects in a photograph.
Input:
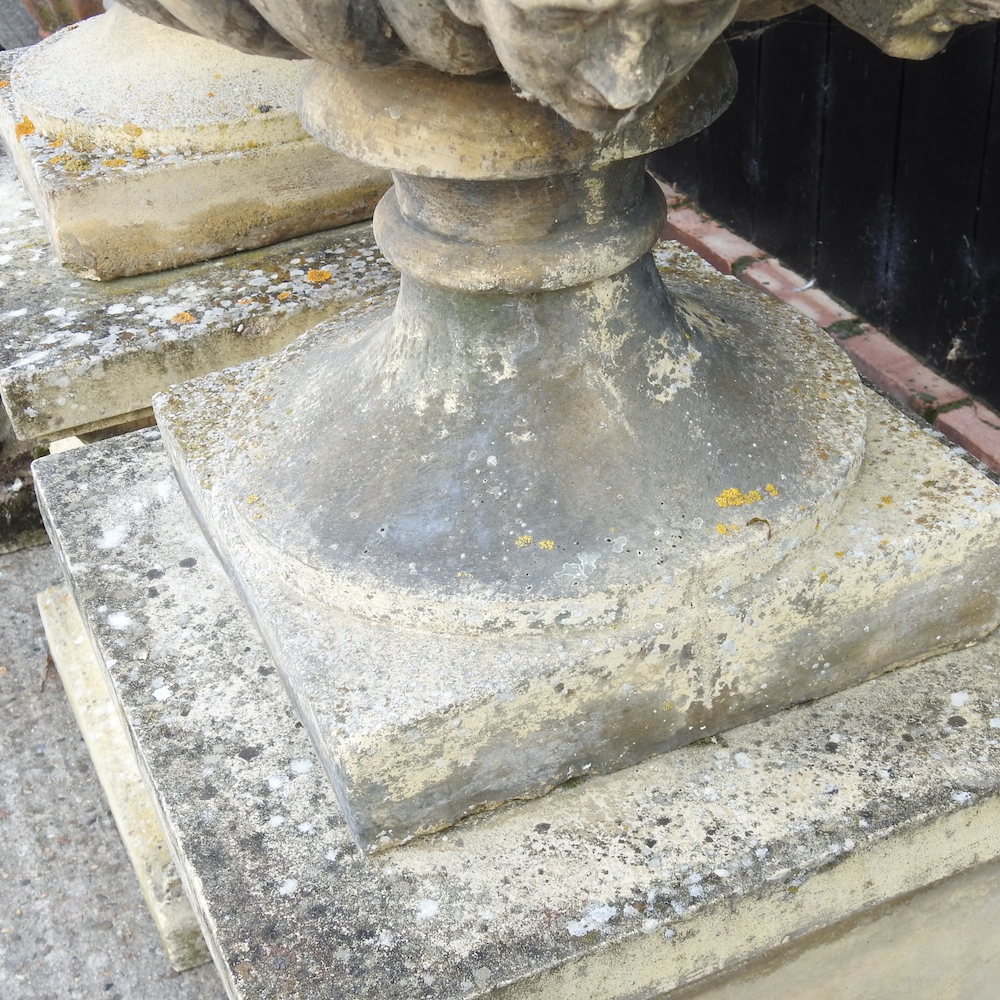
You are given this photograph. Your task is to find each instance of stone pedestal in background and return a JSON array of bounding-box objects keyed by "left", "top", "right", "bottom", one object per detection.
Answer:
[
  {"left": 0, "top": 152, "right": 397, "bottom": 443},
  {"left": 0, "top": 4, "right": 389, "bottom": 279}
]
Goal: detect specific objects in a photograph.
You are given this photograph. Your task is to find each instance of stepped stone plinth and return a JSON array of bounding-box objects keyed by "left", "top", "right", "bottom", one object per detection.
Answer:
[{"left": 31, "top": 427, "right": 1000, "bottom": 999}]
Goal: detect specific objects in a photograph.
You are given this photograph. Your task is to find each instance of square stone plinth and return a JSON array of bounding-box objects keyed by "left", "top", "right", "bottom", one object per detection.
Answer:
[
  {"left": 35, "top": 584, "right": 210, "bottom": 972},
  {"left": 0, "top": 153, "right": 398, "bottom": 441},
  {"left": 153, "top": 243, "right": 1000, "bottom": 853},
  {"left": 32, "top": 429, "right": 1000, "bottom": 999}
]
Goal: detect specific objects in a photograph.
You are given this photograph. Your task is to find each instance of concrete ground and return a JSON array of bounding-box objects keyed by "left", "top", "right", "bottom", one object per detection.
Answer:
[{"left": 0, "top": 540, "right": 225, "bottom": 1000}]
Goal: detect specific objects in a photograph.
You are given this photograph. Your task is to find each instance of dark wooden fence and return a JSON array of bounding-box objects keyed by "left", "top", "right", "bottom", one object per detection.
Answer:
[{"left": 651, "top": 10, "right": 1000, "bottom": 411}]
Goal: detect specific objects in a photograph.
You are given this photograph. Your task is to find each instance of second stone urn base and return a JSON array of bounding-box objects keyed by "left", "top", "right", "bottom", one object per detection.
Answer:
[{"left": 155, "top": 242, "right": 1000, "bottom": 852}]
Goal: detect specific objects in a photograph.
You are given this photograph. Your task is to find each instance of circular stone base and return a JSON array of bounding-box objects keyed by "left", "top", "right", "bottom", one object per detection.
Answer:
[
  {"left": 11, "top": 4, "right": 307, "bottom": 153},
  {"left": 214, "top": 245, "right": 868, "bottom": 636}
]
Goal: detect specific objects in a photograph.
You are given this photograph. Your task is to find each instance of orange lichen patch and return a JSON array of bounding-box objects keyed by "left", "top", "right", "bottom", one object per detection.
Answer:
[
  {"left": 14, "top": 116, "right": 34, "bottom": 142},
  {"left": 102, "top": 158, "right": 127, "bottom": 168},
  {"left": 47, "top": 138, "right": 63, "bottom": 148},
  {"left": 171, "top": 311, "right": 196, "bottom": 325},
  {"left": 0, "top": 80, "right": 8, "bottom": 88},
  {"left": 122, "top": 121, "right": 143, "bottom": 138},
  {"left": 306, "top": 269, "right": 331, "bottom": 283},
  {"left": 277, "top": 291, "right": 291, "bottom": 300}
]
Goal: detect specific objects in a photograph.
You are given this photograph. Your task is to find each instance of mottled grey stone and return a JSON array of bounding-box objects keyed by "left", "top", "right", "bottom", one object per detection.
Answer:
[{"left": 32, "top": 427, "right": 1000, "bottom": 999}]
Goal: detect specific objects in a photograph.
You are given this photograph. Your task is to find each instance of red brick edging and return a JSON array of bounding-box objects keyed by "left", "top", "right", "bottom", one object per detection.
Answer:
[{"left": 656, "top": 179, "right": 1000, "bottom": 474}]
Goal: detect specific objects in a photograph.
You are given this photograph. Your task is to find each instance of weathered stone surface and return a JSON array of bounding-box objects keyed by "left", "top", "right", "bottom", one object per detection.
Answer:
[
  {"left": 0, "top": 153, "right": 398, "bottom": 441},
  {"left": 0, "top": 6, "right": 389, "bottom": 279},
  {"left": 32, "top": 427, "right": 1000, "bottom": 998},
  {"left": 36, "top": 584, "right": 210, "bottom": 972},
  {"left": 155, "top": 241, "right": 1000, "bottom": 852}
]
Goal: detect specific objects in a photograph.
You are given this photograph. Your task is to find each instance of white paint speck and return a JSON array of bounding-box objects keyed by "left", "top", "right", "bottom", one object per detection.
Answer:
[
  {"left": 733, "top": 752, "right": 753, "bottom": 768},
  {"left": 951, "top": 790, "right": 974, "bottom": 805},
  {"left": 415, "top": 899, "right": 440, "bottom": 923},
  {"left": 107, "top": 611, "right": 134, "bottom": 630},
  {"left": 153, "top": 478, "right": 174, "bottom": 501},
  {"left": 96, "top": 524, "right": 129, "bottom": 549},
  {"left": 566, "top": 903, "right": 616, "bottom": 937},
  {"left": 268, "top": 815, "right": 285, "bottom": 828},
  {"left": 278, "top": 878, "right": 298, "bottom": 896},
  {"left": 989, "top": 718, "right": 1000, "bottom": 729},
  {"left": 950, "top": 691, "right": 970, "bottom": 708},
  {"left": 152, "top": 686, "right": 172, "bottom": 701},
  {"left": 106, "top": 303, "right": 127, "bottom": 315},
  {"left": 828, "top": 732, "right": 844, "bottom": 744},
  {"left": 267, "top": 774, "right": 287, "bottom": 790},
  {"left": 290, "top": 758, "right": 313, "bottom": 775}
]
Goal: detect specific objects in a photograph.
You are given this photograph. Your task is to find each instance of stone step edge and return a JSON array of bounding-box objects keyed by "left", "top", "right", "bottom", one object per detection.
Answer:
[{"left": 655, "top": 178, "right": 1000, "bottom": 475}]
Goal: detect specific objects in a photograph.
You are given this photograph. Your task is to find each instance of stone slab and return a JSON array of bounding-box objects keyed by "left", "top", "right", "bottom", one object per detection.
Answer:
[
  {"left": 679, "top": 856, "right": 1000, "bottom": 999},
  {"left": 35, "top": 583, "right": 210, "bottom": 972},
  {"left": 0, "top": 7, "right": 390, "bottom": 279},
  {"left": 33, "top": 425, "right": 1000, "bottom": 1000},
  {"left": 0, "top": 152, "right": 398, "bottom": 441},
  {"left": 155, "top": 240, "right": 1000, "bottom": 852}
]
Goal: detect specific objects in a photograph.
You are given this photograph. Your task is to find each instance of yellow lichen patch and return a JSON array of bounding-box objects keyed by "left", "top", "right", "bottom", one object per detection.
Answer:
[
  {"left": 715, "top": 488, "right": 746, "bottom": 508},
  {"left": 536, "top": 539, "right": 555, "bottom": 551},
  {"left": 834, "top": 551, "right": 845, "bottom": 559},
  {"left": 662, "top": 700, "right": 675, "bottom": 712},
  {"left": 306, "top": 269, "right": 332, "bottom": 283},
  {"left": 122, "top": 121, "right": 143, "bottom": 138},
  {"left": 101, "top": 158, "right": 127, "bottom": 168},
  {"left": 878, "top": 495, "right": 893, "bottom": 506},
  {"left": 132, "top": 149, "right": 149, "bottom": 161},
  {"left": 515, "top": 534, "right": 533, "bottom": 548},
  {"left": 765, "top": 484, "right": 779, "bottom": 497},
  {"left": 14, "top": 116, "right": 34, "bottom": 142},
  {"left": 171, "top": 311, "right": 196, "bottom": 325},
  {"left": 245, "top": 494, "right": 261, "bottom": 504},
  {"left": 456, "top": 571, "right": 474, "bottom": 578},
  {"left": 277, "top": 291, "right": 291, "bottom": 300},
  {"left": 47, "top": 138, "right": 63, "bottom": 148},
  {"left": 716, "top": 523, "right": 740, "bottom": 535},
  {"left": 715, "top": 485, "right": 770, "bottom": 508}
]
